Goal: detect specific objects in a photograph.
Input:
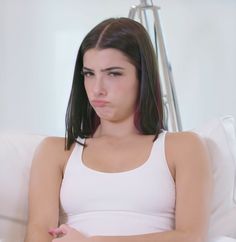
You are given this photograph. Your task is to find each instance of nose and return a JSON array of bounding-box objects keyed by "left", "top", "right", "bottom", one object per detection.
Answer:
[{"left": 92, "top": 76, "right": 107, "bottom": 97}]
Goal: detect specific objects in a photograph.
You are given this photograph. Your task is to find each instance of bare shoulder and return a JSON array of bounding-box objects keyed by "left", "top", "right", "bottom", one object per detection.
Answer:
[
  {"left": 165, "top": 131, "right": 206, "bottom": 152},
  {"left": 33, "top": 136, "right": 76, "bottom": 171},
  {"left": 36, "top": 136, "right": 66, "bottom": 152},
  {"left": 166, "top": 130, "right": 204, "bottom": 144},
  {"left": 165, "top": 131, "right": 210, "bottom": 169},
  {"left": 35, "top": 136, "right": 69, "bottom": 157}
]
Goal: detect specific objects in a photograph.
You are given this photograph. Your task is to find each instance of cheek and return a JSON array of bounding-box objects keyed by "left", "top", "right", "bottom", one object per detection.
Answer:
[
  {"left": 84, "top": 81, "right": 91, "bottom": 95},
  {"left": 120, "top": 79, "right": 138, "bottom": 97},
  {"left": 112, "top": 77, "right": 138, "bottom": 93},
  {"left": 113, "top": 81, "right": 139, "bottom": 103}
]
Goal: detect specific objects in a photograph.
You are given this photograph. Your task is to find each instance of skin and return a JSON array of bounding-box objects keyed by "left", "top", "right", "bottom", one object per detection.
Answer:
[{"left": 24, "top": 48, "right": 212, "bottom": 242}]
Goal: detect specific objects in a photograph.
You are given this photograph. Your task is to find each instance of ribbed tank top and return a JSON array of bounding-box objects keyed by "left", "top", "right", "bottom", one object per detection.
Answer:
[{"left": 59, "top": 131, "right": 176, "bottom": 236}]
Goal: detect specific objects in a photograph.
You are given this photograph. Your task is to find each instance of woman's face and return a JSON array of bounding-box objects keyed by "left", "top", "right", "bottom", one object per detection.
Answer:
[{"left": 83, "top": 48, "right": 139, "bottom": 123}]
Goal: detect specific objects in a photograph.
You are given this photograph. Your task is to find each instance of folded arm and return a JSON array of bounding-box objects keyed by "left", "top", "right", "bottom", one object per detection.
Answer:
[{"left": 24, "top": 137, "right": 74, "bottom": 242}]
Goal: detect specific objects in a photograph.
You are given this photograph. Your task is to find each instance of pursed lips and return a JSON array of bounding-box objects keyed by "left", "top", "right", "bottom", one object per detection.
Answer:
[{"left": 91, "top": 100, "right": 109, "bottom": 107}]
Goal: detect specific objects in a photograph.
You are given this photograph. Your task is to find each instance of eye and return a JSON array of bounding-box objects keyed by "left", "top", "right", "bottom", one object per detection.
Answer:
[
  {"left": 108, "top": 72, "right": 122, "bottom": 77},
  {"left": 81, "top": 71, "right": 94, "bottom": 77}
]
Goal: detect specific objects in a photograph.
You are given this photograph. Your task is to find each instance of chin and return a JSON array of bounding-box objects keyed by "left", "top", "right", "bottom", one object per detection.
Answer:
[
  {"left": 97, "top": 114, "right": 120, "bottom": 123},
  {"left": 99, "top": 116, "right": 116, "bottom": 122},
  {"left": 96, "top": 112, "right": 114, "bottom": 121}
]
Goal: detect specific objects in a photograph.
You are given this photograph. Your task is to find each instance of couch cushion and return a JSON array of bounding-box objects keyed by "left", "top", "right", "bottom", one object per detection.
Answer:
[
  {"left": 193, "top": 115, "right": 236, "bottom": 238},
  {"left": 0, "top": 132, "right": 45, "bottom": 241}
]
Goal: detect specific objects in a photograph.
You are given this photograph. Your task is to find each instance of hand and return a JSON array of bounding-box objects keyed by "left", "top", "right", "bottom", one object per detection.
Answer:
[{"left": 49, "top": 224, "right": 89, "bottom": 242}]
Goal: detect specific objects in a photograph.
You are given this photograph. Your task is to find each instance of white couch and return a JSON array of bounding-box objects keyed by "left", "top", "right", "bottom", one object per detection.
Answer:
[{"left": 0, "top": 116, "right": 236, "bottom": 242}]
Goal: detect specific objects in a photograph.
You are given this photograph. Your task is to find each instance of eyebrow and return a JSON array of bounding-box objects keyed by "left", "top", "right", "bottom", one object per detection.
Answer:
[{"left": 82, "top": 66, "right": 125, "bottom": 72}]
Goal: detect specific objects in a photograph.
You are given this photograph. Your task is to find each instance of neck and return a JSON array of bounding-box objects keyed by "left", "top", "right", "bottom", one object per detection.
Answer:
[{"left": 93, "top": 116, "right": 140, "bottom": 138}]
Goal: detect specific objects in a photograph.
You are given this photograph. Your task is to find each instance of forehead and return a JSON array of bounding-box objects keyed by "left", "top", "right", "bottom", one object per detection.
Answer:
[{"left": 83, "top": 48, "right": 132, "bottom": 67}]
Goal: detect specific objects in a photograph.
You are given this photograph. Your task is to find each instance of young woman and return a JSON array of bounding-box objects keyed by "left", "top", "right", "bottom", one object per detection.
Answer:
[{"left": 24, "top": 17, "right": 212, "bottom": 242}]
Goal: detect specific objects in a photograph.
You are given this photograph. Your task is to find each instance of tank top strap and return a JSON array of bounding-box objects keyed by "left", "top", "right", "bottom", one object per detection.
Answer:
[
  {"left": 151, "top": 130, "right": 167, "bottom": 157},
  {"left": 62, "top": 137, "right": 85, "bottom": 179},
  {"left": 153, "top": 130, "right": 175, "bottom": 185}
]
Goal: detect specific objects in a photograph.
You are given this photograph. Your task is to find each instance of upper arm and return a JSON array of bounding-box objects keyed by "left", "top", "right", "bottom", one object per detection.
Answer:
[
  {"left": 27, "top": 137, "right": 68, "bottom": 230},
  {"left": 166, "top": 132, "right": 213, "bottom": 241}
]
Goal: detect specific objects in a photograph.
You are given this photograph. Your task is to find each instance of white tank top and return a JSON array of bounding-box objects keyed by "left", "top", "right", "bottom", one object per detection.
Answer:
[{"left": 59, "top": 131, "right": 176, "bottom": 236}]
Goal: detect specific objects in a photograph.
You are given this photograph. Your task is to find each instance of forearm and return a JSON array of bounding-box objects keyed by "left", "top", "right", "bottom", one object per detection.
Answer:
[
  {"left": 24, "top": 223, "right": 53, "bottom": 242},
  {"left": 94, "top": 230, "right": 202, "bottom": 242}
]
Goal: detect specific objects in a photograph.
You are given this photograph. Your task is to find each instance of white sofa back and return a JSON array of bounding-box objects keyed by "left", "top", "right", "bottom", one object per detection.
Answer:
[{"left": 0, "top": 133, "right": 44, "bottom": 242}]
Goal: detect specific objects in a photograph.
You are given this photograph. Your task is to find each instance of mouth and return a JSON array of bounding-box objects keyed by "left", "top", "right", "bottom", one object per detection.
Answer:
[{"left": 91, "top": 100, "right": 109, "bottom": 107}]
